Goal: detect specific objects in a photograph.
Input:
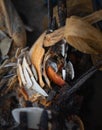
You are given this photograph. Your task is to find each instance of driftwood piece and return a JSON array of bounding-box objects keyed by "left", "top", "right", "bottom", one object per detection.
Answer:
[
  {"left": 82, "top": 10, "right": 102, "bottom": 24},
  {"left": 44, "top": 27, "right": 64, "bottom": 47},
  {"left": 65, "top": 16, "right": 102, "bottom": 54},
  {"left": 0, "top": 0, "right": 26, "bottom": 47},
  {"left": 29, "top": 32, "right": 46, "bottom": 87},
  {"left": 44, "top": 10, "right": 102, "bottom": 54},
  {"left": 42, "top": 52, "right": 51, "bottom": 88}
]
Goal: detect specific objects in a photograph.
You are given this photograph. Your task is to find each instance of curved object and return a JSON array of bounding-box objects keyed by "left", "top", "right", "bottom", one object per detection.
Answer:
[
  {"left": 64, "top": 16, "right": 102, "bottom": 54},
  {"left": 44, "top": 10, "right": 102, "bottom": 54},
  {"left": 46, "top": 66, "right": 65, "bottom": 86},
  {"left": 29, "top": 32, "right": 46, "bottom": 87}
]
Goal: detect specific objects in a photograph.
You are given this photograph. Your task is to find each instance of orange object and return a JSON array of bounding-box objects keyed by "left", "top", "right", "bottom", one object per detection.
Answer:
[
  {"left": 18, "top": 87, "right": 29, "bottom": 101},
  {"left": 46, "top": 66, "right": 65, "bottom": 86}
]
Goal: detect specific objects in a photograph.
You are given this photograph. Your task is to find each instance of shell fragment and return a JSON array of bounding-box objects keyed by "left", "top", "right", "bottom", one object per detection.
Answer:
[
  {"left": 18, "top": 60, "right": 26, "bottom": 86},
  {"left": 31, "top": 64, "right": 38, "bottom": 81},
  {"left": 22, "top": 65, "right": 32, "bottom": 89},
  {"left": 17, "top": 54, "right": 48, "bottom": 97},
  {"left": 67, "top": 61, "right": 75, "bottom": 80},
  {"left": 31, "top": 76, "right": 48, "bottom": 97}
]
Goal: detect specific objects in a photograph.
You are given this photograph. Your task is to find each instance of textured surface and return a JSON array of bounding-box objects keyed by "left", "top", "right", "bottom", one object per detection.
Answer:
[{"left": 4, "top": 0, "right": 102, "bottom": 130}]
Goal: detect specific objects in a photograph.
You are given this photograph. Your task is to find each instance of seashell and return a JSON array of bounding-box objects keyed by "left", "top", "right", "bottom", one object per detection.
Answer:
[
  {"left": 4, "top": 62, "right": 16, "bottom": 68},
  {"left": 22, "top": 56, "right": 32, "bottom": 77},
  {"left": 61, "top": 41, "right": 66, "bottom": 57},
  {"left": 48, "top": 60, "right": 58, "bottom": 72},
  {"left": 62, "top": 69, "right": 66, "bottom": 80},
  {"left": 23, "top": 85, "right": 37, "bottom": 100},
  {"left": 31, "top": 76, "right": 48, "bottom": 97},
  {"left": 25, "top": 52, "right": 32, "bottom": 65},
  {"left": 22, "top": 63, "right": 32, "bottom": 89},
  {"left": 19, "top": 55, "right": 48, "bottom": 97},
  {"left": 31, "top": 64, "right": 38, "bottom": 81},
  {"left": 66, "top": 61, "right": 75, "bottom": 80},
  {"left": 29, "top": 32, "right": 46, "bottom": 87}
]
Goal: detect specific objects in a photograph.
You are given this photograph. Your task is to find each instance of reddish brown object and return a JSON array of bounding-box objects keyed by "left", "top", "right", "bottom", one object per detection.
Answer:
[
  {"left": 46, "top": 66, "right": 65, "bottom": 86},
  {"left": 18, "top": 87, "right": 29, "bottom": 101}
]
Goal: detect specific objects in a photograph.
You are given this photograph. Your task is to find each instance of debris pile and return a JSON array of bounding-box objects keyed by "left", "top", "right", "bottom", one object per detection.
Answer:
[{"left": 0, "top": 0, "right": 102, "bottom": 130}]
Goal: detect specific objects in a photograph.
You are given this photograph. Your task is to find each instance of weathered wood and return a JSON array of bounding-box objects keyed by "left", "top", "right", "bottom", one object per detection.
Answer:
[
  {"left": 82, "top": 10, "right": 102, "bottom": 24},
  {"left": 65, "top": 16, "right": 102, "bottom": 54},
  {"left": 44, "top": 26, "right": 64, "bottom": 47},
  {"left": 44, "top": 10, "right": 102, "bottom": 54},
  {"left": 29, "top": 32, "right": 46, "bottom": 87}
]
